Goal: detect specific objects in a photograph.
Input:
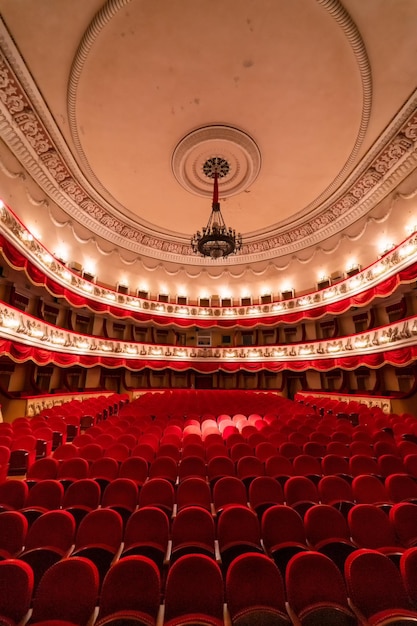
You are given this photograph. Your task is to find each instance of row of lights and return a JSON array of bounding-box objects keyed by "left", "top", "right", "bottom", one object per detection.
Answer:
[{"left": 2, "top": 201, "right": 417, "bottom": 316}]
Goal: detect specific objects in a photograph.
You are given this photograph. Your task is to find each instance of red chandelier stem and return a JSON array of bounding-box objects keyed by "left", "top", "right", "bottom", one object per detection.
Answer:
[{"left": 212, "top": 170, "right": 219, "bottom": 206}]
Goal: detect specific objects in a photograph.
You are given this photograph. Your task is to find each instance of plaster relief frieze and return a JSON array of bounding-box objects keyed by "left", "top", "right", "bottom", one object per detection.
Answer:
[{"left": 0, "top": 16, "right": 416, "bottom": 266}]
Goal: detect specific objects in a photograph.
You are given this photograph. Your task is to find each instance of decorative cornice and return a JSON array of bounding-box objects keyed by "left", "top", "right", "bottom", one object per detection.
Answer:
[
  {"left": 0, "top": 299, "right": 415, "bottom": 364},
  {"left": 2, "top": 201, "right": 417, "bottom": 325},
  {"left": 0, "top": 7, "right": 416, "bottom": 265}
]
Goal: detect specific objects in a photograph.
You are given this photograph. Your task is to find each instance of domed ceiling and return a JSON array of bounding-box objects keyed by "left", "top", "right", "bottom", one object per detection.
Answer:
[{"left": 0, "top": 0, "right": 416, "bottom": 300}]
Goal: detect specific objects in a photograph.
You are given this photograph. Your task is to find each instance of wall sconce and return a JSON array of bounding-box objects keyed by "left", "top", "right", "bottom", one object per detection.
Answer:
[
  {"left": 281, "top": 289, "right": 294, "bottom": 301},
  {"left": 117, "top": 283, "right": 129, "bottom": 295}
]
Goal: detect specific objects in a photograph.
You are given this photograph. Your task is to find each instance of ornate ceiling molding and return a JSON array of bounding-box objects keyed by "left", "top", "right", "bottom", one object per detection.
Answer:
[{"left": 0, "top": 8, "right": 416, "bottom": 266}]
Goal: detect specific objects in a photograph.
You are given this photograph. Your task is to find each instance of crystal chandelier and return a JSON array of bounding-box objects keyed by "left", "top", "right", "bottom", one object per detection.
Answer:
[{"left": 191, "top": 158, "right": 242, "bottom": 259}]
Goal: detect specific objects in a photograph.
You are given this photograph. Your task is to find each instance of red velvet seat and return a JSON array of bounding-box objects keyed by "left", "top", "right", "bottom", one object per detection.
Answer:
[
  {"left": 176, "top": 476, "right": 212, "bottom": 512},
  {"left": 248, "top": 475, "right": 284, "bottom": 517},
  {"left": 19, "top": 509, "right": 75, "bottom": 589},
  {"left": 286, "top": 551, "right": 357, "bottom": 625},
  {"left": 284, "top": 475, "right": 319, "bottom": 516},
  {"left": 389, "top": 502, "right": 417, "bottom": 548},
  {"left": 95, "top": 555, "right": 160, "bottom": 626},
  {"left": 304, "top": 504, "right": 357, "bottom": 571},
  {"left": 119, "top": 455, "right": 149, "bottom": 486},
  {"left": 30, "top": 556, "right": 99, "bottom": 625},
  {"left": 62, "top": 478, "right": 101, "bottom": 527},
  {"left": 217, "top": 504, "right": 263, "bottom": 572},
  {"left": 0, "top": 510, "right": 28, "bottom": 559},
  {"left": 264, "top": 454, "right": 294, "bottom": 487},
  {"left": 0, "top": 559, "right": 34, "bottom": 626},
  {"left": 317, "top": 475, "right": 355, "bottom": 517},
  {"left": 89, "top": 456, "right": 120, "bottom": 491},
  {"left": 207, "top": 456, "right": 235, "bottom": 487},
  {"left": 0, "top": 478, "right": 29, "bottom": 511},
  {"left": 170, "top": 505, "right": 216, "bottom": 563},
  {"left": 178, "top": 455, "right": 207, "bottom": 481},
  {"left": 212, "top": 476, "right": 248, "bottom": 514},
  {"left": 121, "top": 505, "right": 169, "bottom": 571},
  {"left": 348, "top": 503, "right": 403, "bottom": 562},
  {"left": 163, "top": 554, "right": 224, "bottom": 626},
  {"left": 261, "top": 504, "right": 309, "bottom": 575},
  {"left": 71, "top": 508, "right": 123, "bottom": 585},
  {"left": 26, "top": 457, "right": 60, "bottom": 484},
  {"left": 20, "top": 479, "right": 64, "bottom": 525},
  {"left": 148, "top": 456, "right": 178, "bottom": 484},
  {"left": 385, "top": 473, "right": 417, "bottom": 504},
  {"left": 400, "top": 547, "right": 417, "bottom": 608},
  {"left": 138, "top": 477, "right": 175, "bottom": 517},
  {"left": 351, "top": 474, "right": 391, "bottom": 506},
  {"left": 226, "top": 553, "right": 291, "bottom": 625},
  {"left": 345, "top": 549, "right": 417, "bottom": 624}
]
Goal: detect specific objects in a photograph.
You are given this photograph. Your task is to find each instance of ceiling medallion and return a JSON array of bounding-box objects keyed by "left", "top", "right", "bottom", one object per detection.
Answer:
[
  {"left": 191, "top": 157, "right": 242, "bottom": 259},
  {"left": 171, "top": 125, "right": 261, "bottom": 198}
]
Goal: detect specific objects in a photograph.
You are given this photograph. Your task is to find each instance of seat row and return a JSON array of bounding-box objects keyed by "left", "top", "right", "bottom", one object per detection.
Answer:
[
  {"left": 2, "top": 481, "right": 417, "bottom": 574},
  {"left": 2, "top": 542, "right": 417, "bottom": 625}
]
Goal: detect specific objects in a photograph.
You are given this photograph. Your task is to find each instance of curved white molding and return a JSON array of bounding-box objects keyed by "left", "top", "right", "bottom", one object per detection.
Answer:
[
  {"left": 0, "top": 11, "right": 415, "bottom": 267},
  {"left": 0, "top": 299, "right": 415, "bottom": 366},
  {"left": 2, "top": 201, "right": 417, "bottom": 325}
]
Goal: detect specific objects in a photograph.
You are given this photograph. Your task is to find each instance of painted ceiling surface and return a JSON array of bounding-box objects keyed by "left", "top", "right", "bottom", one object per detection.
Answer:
[{"left": 0, "top": 0, "right": 416, "bottom": 299}]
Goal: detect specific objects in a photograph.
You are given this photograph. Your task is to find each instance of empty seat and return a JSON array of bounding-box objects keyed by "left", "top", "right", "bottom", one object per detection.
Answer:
[
  {"left": 318, "top": 475, "right": 355, "bottom": 517},
  {"left": 351, "top": 474, "right": 391, "bottom": 507},
  {"left": 29, "top": 556, "right": 99, "bottom": 625},
  {"left": 0, "top": 478, "right": 29, "bottom": 512},
  {"left": 349, "top": 454, "right": 379, "bottom": 477},
  {"left": 0, "top": 559, "right": 34, "bottom": 626},
  {"left": 62, "top": 477, "right": 101, "bottom": 526},
  {"left": 121, "top": 506, "right": 170, "bottom": 571},
  {"left": 207, "top": 456, "right": 236, "bottom": 486},
  {"left": 321, "top": 454, "right": 351, "bottom": 479},
  {"left": 389, "top": 502, "right": 417, "bottom": 548},
  {"left": 378, "top": 453, "right": 406, "bottom": 477},
  {"left": 236, "top": 455, "right": 264, "bottom": 488},
  {"left": 95, "top": 555, "right": 161, "bottom": 626},
  {"left": 148, "top": 456, "right": 178, "bottom": 484},
  {"left": 345, "top": 549, "right": 417, "bottom": 624},
  {"left": 212, "top": 476, "right": 248, "bottom": 514},
  {"left": 138, "top": 477, "right": 175, "bottom": 517},
  {"left": 20, "top": 479, "right": 64, "bottom": 525},
  {"left": 0, "top": 510, "right": 28, "bottom": 559},
  {"left": 304, "top": 504, "right": 357, "bottom": 571},
  {"left": 78, "top": 443, "right": 104, "bottom": 463},
  {"left": 264, "top": 454, "right": 294, "bottom": 487},
  {"left": 57, "top": 456, "right": 90, "bottom": 488},
  {"left": 170, "top": 505, "right": 216, "bottom": 563},
  {"left": 105, "top": 442, "right": 130, "bottom": 463},
  {"left": 292, "top": 454, "right": 322, "bottom": 483},
  {"left": 217, "top": 504, "right": 263, "bottom": 572},
  {"left": 178, "top": 455, "right": 207, "bottom": 481},
  {"left": 248, "top": 475, "right": 284, "bottom": 517},
  {"left": 385, "top": 473, "right": 417, "bottom": 504},
  {"left": 176, "top": 476, "right": 212, "bottom": 512},
  {"left": 101, "top": 477, "right": 139, "bottom": 525},
  {"left": 26, "top": 457, "right": 59, "bottom": 484},
  {"left": 89, "top": 456, "right": 120, "bottom": 491},
  {"left": 286, "top": 551, "right": 357, "bottom": 625},
  {"left": 348, "top": 503, "right": 403, "bottom": 561},
  {"left": 400, "top": 547, "right": 417, "bottom": 607},
  {"left": 19, "top": 509, "right": 75, "bottom": 589},
  {"left": 163, "top": 554, "right": 224, "bottom": 626},
  {"left": 71, "top": 508, "right": 124, "bottom": 584},
  {"left": 226, "top": 553, "right": 291, "bottom": 625},
  {"left": 284, "top": 475, "right": 319, "bottom": 516},
  {"left": 261, "top": 504, "right": 309, "bottom": 575},
  {"left": 119, "top": 455, "right": 148, "bottom": 486}
]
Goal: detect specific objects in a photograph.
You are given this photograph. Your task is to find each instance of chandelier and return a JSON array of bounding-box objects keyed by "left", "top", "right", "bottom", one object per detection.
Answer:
[{"left": 191, "top": 158, "right": 242, "bottom": 259}]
